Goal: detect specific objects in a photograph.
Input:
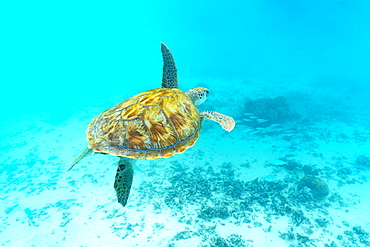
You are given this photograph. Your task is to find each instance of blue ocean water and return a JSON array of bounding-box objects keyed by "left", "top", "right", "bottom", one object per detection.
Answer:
[{"left": 1, "top": 1, "right": 370, "bottom": 246}]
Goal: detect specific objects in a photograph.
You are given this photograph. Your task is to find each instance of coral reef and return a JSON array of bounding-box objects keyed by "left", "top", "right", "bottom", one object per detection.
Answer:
[
  {"left": 297, "top": 175, "right": 329, "bottom": 198},
  {"left": 355, "top": 155, "right": 370, "bottom": 168},
  {"left": 243, "top": 96, "right": 298, "bottom": 124}
]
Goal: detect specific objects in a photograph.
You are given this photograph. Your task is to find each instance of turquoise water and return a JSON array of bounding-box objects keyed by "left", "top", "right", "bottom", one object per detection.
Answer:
[
  {"left": 1, "top": 1, "right": 370, "bottom": 246},
  {"left": 2, "top": 0, "right": 370, "bottom": 119}
]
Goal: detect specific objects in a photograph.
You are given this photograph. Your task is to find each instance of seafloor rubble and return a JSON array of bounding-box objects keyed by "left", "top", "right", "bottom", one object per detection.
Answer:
[{"left": 134, "top": 158, "right": 369, "bottom": 247}]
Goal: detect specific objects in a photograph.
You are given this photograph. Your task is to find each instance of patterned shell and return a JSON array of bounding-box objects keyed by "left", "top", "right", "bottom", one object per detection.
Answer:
[{"left": 87, "top": 88, "right": 201, "bottom": 159}]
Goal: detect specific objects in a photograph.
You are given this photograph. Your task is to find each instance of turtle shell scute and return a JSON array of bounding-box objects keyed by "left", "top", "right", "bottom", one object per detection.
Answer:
[{"left": 86, "top": 88, "right": 201, "bottom": 159}]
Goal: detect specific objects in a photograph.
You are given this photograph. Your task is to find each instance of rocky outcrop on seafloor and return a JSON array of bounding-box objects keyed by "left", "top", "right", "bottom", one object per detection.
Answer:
[
  {"left": 355, "top": 155, "right": 370, "bottom": 168},
  {"left": 297, "top": 175, "right": 329, "bottom": 198},
  {"left": 243, "top": 96, "right": 298, "bottom": 123}
]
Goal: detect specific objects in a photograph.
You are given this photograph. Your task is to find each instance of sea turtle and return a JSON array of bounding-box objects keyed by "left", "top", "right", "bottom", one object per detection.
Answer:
[{"left": 68, "top": 42, "right": 235, "bottom": 207}]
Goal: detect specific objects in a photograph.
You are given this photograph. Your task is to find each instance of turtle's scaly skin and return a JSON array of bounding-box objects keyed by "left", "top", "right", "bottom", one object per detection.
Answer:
[
  {"left": 114, "top": 158, "right": 135, "bottom": 206},
  {"left": 161, "top": 42, "right": 177, "bottom": 89},
  {"left": 87, "top": 88, "right": 201, "bottom": 159}
]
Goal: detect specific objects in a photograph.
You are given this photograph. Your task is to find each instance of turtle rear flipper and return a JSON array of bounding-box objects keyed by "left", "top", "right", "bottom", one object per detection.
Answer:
[
  {"left": 201, "top": 111, "right": 236, "bottom": 132},
  {"left": 114, "top": 158, "right": 136, "bottom": 207}
]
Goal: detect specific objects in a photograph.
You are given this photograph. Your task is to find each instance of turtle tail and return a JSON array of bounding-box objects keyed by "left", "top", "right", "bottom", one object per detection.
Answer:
[{"left": 67, "top": 148, "right": 93, "bottom": 172}]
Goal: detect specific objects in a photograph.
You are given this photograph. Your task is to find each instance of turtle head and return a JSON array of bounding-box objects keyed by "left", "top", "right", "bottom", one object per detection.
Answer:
[{"left": 186, "top": 87, "right": 209, "bottom": 106}]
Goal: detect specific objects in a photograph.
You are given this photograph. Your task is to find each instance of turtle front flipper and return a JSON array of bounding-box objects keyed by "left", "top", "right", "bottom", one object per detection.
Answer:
[
  {"left": 161, "top": 42, "right": 178, "bottom": 89},
  {"left": 67, "top": 148, "right": 93, "bottom": 172},
  {"left": 201, "top": 111, "right": 236, "bottom": 132},
  {"left": 114, "top": 157, "right": 136, "bottom": 207}
]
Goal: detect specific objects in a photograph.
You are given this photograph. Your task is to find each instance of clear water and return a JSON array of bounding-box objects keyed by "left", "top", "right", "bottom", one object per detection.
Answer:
[{"left": 1, "top": 1, "right": 370, "bottom": 246}]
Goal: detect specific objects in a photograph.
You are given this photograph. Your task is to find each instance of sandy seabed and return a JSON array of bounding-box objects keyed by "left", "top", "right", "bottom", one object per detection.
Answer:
[{"left": 1, "top": 78, "right": 370, "bottom": 247}]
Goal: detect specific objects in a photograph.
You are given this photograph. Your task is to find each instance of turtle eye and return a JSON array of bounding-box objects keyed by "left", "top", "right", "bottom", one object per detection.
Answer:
[
  {"left": 204, "top": 89, "right": 209, "bottom": 95},
  {"left": 200, "top": 91, "right": 207, "bottom": 98}
]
